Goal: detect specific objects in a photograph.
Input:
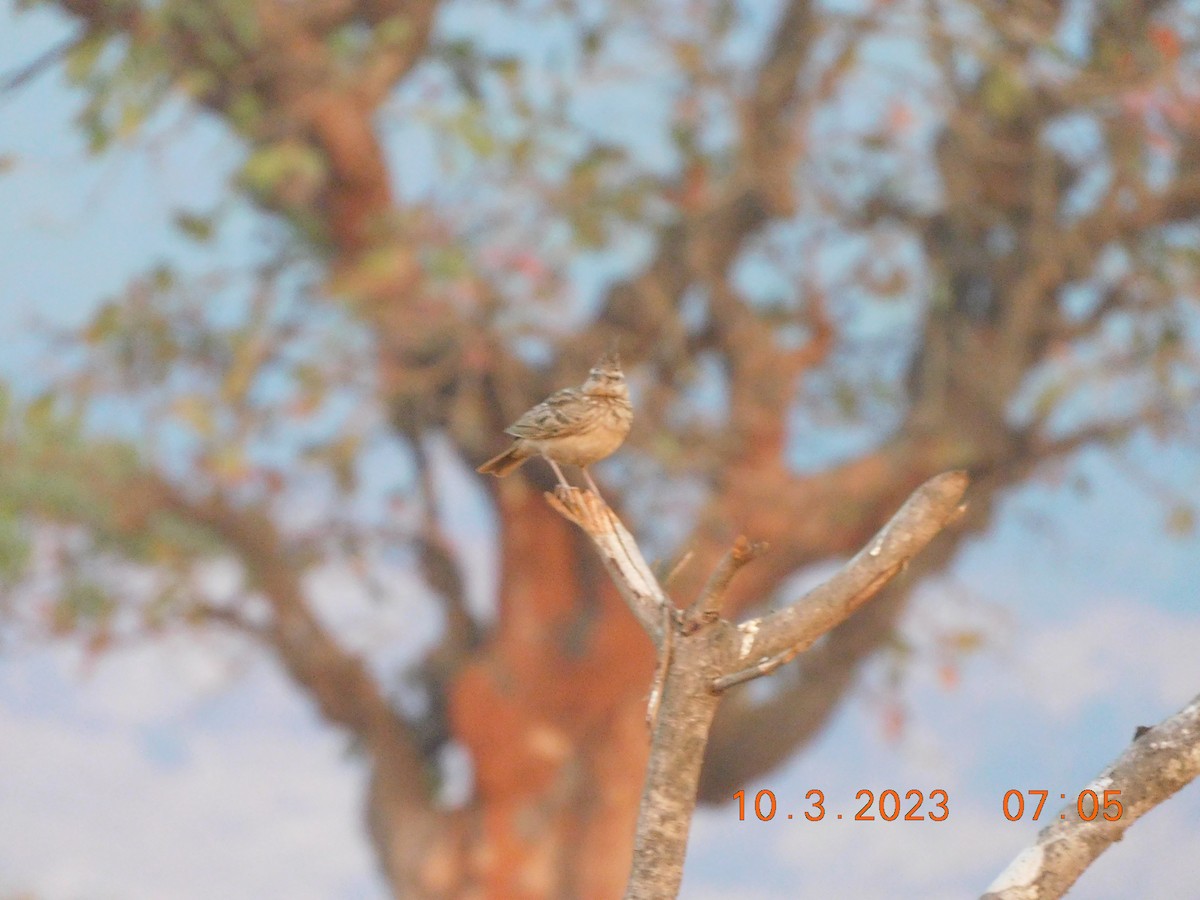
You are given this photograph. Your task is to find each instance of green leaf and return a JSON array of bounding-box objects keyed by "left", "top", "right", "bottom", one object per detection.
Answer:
[
  {"left": 24, "top": 392, "right": 57, "bottom": 432},
  {"left": 569, "top": 206, "right": 606, "bottom": 249},
  {"left": 151, "top": 264, "right": 175, "bottom": 291},
  {"left": 60, "top": 579, "right": 116, "bottom": 625},
  {"left": 116, "top": 101, "right": 147, "bottom": 140},
  {"left": 171, "top": 394, "right": 216, "bottom": 438},
  {"left": 218, "top": 0, "right": 261, "bottom": 48},
  {"left": 980, "top": 66, "right": 1028, "bottom": 122},
  {"left": 178, "top": 67, "right": 218, "bottom": 100},
  {"left": 85, "top": 301, "right": 123, "bottom": 344},
  {"left": 426, "top": 246, "right": 469, "bottom": 280},
  {"left": 174, "top": 210, "right": 216, "bottom": 242},
  {"left": 226, "top": 90, "right": 264, "bottom": 134},
  {"left": 451, "top": 105, "right": 496, "bottom": 156},
  {"left": 1166, "top": 504, "right": 1196, "bottom": 537},
  {"left": 0, "top": 515, "right": 30, "bottom": 582},
  {"left": 1031, "top": 379, "right": 1068, "bottom": 423},
  {"left": 80, "top": 104, "right": 112, "bottom": 153},
  {"left": 65, "top": 32, "right": 108, "bottom": 84},
  {"left": 833, "top": 379, "right": 859, "bottom": 418},
  {"left": 239, "top": 141, "right": 326, "bottom": 204},
  {"left": 375, "top": 15, "right": 413, "bottom": 49}
]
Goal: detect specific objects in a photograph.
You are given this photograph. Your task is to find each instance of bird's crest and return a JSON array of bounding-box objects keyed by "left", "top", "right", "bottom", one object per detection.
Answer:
[
  {"left": 596, "top": 351, "right": 620, "bottom": 372},
  {"left": 594, "top": 342, "right": 622, "bottom": 373}
]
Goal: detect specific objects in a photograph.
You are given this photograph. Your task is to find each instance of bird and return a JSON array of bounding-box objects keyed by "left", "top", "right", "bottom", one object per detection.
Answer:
[{"left": 476, "top": 350, "right": 632, "bottom": 496}]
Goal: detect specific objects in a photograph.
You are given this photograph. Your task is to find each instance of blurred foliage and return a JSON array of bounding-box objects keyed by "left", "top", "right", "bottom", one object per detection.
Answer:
[
  {"left": 2, "top": 11, "right": 1199, "bottom": 891},
  {"left": 3, "top": 0, "right": 1199, "bottom": 641},
  {"left": 0, "top": 239, "right": 391, "bottom": 644}
]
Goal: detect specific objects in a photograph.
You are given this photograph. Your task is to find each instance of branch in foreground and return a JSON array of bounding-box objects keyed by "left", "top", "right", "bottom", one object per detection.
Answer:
[
  {"left": 550, "top": 471, "right": 968, "bottom": 899},
  {"left": 983, "top": 692, "right": 1200, "bottom": 900}
]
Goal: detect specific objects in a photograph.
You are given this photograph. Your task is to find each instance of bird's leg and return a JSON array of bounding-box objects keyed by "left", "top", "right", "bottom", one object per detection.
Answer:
[
  {"left": 581, "top": 467, "right": 605, "bottom": 502},
  {"left": 544, "top": 456, "right": 572, "bottom": 490}
]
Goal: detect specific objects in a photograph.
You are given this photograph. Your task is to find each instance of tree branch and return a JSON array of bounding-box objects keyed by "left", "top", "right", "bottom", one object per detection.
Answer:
[
  {"left": 156, "top": 482, "right": 457, "bottom": 892},
  {"left": 727, "top": 470, "right": 968, "bottom": 671},
  {"left": 0, "top": 29, "right": 84, "bottom": 93},
  {"left": 700, "top": 458, "right": 1006, "bottom": 801},
  {"left": 189, "top": 602, "right": 271, "bottom": 640},
  {"left": 740, "top": 0, "right": 813, "bottom": 218},
  {"left": 551, "top": 470, "right": 967, "bottom": 899},
  {"left": 983, "top": 692, "right": 1200, "bottom": 900},
  {"left": 685, "top": 535, "right": 768, "bottom": 628},
  {"left": 545, "top": 488, "right": 669, "bottom": 646}
]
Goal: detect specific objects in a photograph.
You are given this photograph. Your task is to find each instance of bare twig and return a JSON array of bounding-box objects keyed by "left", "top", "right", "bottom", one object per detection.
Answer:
[
  {"left": 0, "top": 30, "right": 83, "bottom": 93},
  {"left": 190, "top": 602, "right": 270, "bottom": 639},
  {"left": 983, "top": 692, "right": 1200, "bottom": 900},
  {"left": 663, "top": 550, "right": 694, "bottom": 588},
  {"left": 711, "top": 639, "right": 811, "bottom": 693},
  {"left": 685, "top": 535, "right": 768, "bottom": 629}
]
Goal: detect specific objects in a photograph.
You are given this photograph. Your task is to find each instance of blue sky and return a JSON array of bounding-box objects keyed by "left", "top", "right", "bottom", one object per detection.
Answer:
[{"left": 2, "top": 2, "right": 1200, "bottom": 898}]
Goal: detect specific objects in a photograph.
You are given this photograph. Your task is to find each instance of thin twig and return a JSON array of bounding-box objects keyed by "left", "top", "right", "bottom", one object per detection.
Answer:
[
  {"left": 685, "top": 535, "right": 768, "bottom": 629},
  {"left": 663, "top": 550, "right": 694, "bottom": 588},
  {"left": 0, "top": 31, "right": 83, "bottom": 93},
  {"left": 711, "top": 645, "right": 799, "bottom": 693}
]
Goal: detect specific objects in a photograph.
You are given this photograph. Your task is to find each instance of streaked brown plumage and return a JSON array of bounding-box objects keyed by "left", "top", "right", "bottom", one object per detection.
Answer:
[{"left": 477, "top": 351, "right": 632, "bottom": 494}]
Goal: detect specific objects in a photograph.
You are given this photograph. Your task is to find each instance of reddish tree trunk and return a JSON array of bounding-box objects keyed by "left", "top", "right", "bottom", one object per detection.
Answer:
[{"left": 450, "top": 479, "right": 654, "bottom": 896}]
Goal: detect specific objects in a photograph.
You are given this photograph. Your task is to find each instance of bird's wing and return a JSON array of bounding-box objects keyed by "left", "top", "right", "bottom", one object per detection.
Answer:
[{"left": 505, "top": 388, "right": 599, "bottom": 440}]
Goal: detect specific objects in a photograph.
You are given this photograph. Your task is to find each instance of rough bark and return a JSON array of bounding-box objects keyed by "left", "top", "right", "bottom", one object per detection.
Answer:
[
  {"left": 553, "top": 475, "right": 968, "bottom": 898},
  {"left": 983, "top": 693, "right": 1200, "bottom": 900}
]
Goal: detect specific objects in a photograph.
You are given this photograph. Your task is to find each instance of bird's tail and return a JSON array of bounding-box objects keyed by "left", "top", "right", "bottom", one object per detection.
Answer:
[{"left": 476, "top": 444, "right": 530, "bottom": 477}]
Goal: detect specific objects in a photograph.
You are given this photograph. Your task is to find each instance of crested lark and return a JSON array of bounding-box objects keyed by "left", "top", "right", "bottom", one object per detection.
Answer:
[{"left": 476, "top": 350, "right": 632, "bottom": 495}]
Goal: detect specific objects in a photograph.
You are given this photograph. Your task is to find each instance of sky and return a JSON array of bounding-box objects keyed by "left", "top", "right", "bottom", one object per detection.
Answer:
[{"left": 2, "top": 2, "right": 1200, "bottom": 899}]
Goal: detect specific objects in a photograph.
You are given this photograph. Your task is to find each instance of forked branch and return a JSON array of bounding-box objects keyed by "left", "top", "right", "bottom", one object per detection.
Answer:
[
  {"left": 723, "top": 470, "right": 969, "bottom": 681},
  {"left": 548, "top": 470, "right": 969, "bottom": 899}
]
